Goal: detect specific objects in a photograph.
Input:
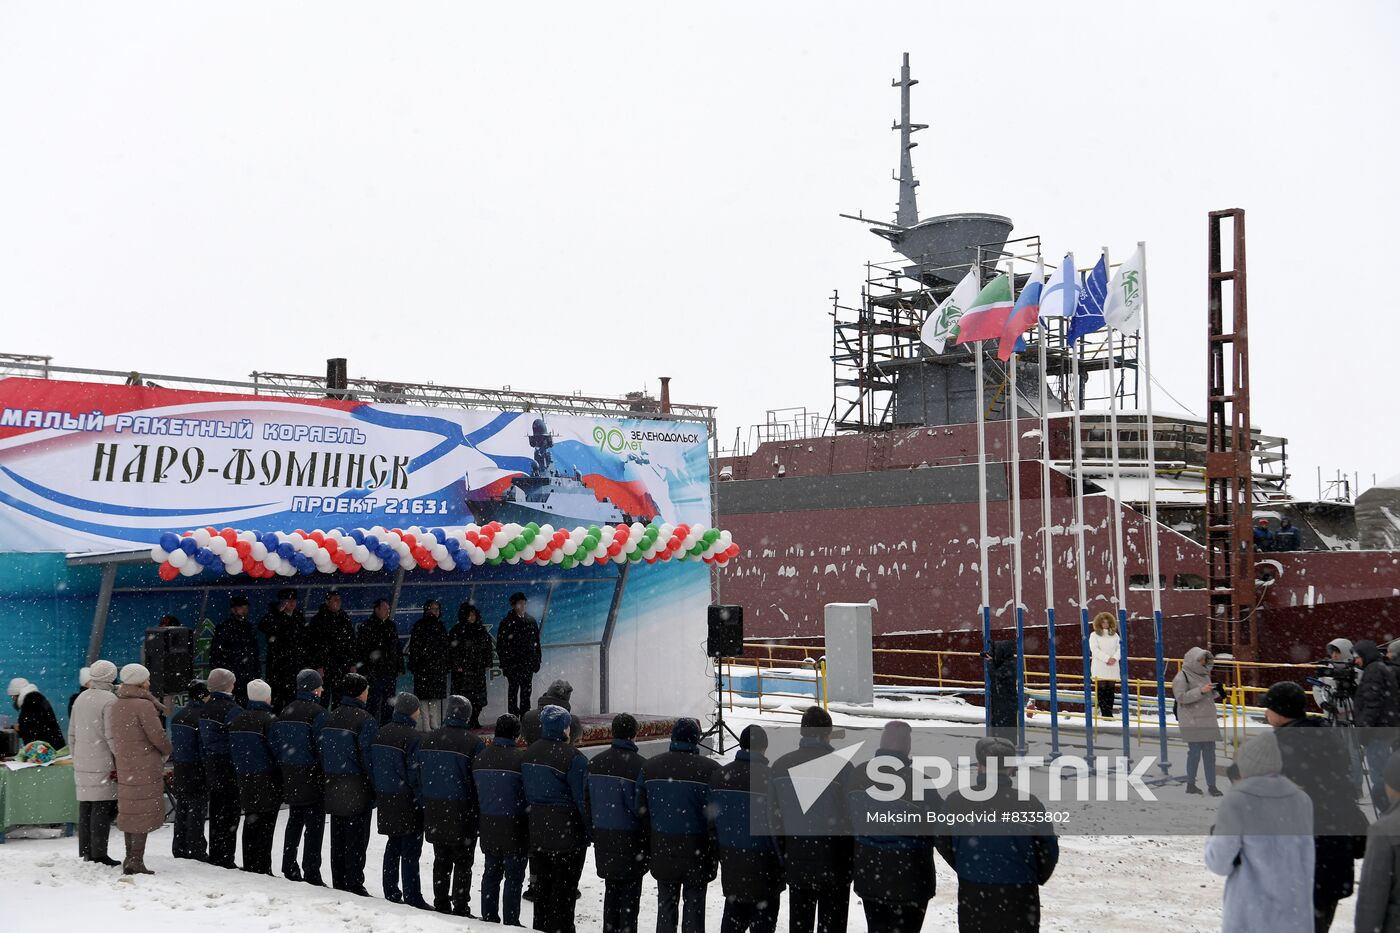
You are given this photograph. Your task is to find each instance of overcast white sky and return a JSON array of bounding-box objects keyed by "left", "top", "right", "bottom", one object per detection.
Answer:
[{"left": 1, "top": 2, "right": 1396, "bottom": 496}]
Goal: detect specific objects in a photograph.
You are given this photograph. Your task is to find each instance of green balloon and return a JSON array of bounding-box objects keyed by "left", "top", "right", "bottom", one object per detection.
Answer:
[
  {"left": 627, "top": 550, "right": 641, "bottom": 562},
  {"left": 488, "top": 555, "right": 503, "bottom": 566},
  {"left": 562, "top": 556, "right": 575, "bottom": 569},
  {"left": 587, "top": 526, "right": 600, "bottom": 537},
  {"left": 526, "top": 522, "right": 540, "bottom": 533}
]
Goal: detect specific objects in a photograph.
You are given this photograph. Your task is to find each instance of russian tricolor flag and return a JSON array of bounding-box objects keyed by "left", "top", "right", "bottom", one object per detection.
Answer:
[{"left": 997, "top": 273, "right": 1043, "bottom": 362}]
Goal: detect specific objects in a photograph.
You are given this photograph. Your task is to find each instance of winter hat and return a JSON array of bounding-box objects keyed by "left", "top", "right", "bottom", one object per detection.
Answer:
[
  {"left": 1236, "top": 732, "right": 1283, "bottom": 778},
  {"left": 446, "top": 695, "right": 473, "bottom": 723},
  {"left": 393, "top": 692, "right": 421, "bottom": 717},
  {"left": 229, "top": 595, "right": 249, "bottom": 608},
  {"left": 341, "top": 673, "right": 368, "bottom": 699},
  {"left": 547, "top": 680, "right": 574, "bottom": 702},
  {"left": 975, "top": 736, "right": 1017, "bottom": 769},
  {"left": 1385, "top": 751, "right": 1400, "bottom": 793},
  {"left": 6, "top": 677, "right": 28, "bottom": 697},
  {"left": 120, "top": 663, "right": 151, "bottom": 686},
  {"left": 88, "top": 660, "right": 118, "bottom": 687},
  {"left": 611, "top": 712, "right": 638, "bottom": 741},
  {"left": 247, "top": 679, "right": 272, "bottom": 704},
  {"left": 207, "top": 668, "right": 236, "bottom": 694},
  {"left": 880, "top": 720, "right": 914, "bottom": 757},
  {"left": 540, "top": 704, "right": 571, "bottom": 739},
  {"left": 78, "top": 667, "right": 92, "bottom": 688},
  {"left": 296, "top": 669, "right": 323, "bottom": 693},
  {"left": 186, "top": 679, "right": 209, "bottom": 701},
  {"left": 1262, "top": 681, "right": 1308, "bottom": 720},
  {"left": 800, "top": 706, "right": 833, "bottom": 736},
  {"left": 671, "top": 717, "right": 702, "bottom": 747},
  {"left": 740, "top": 725, "right": 768, "bottom": 755},
  {"left": 494, "top": 713, "right": 521, "bottom": 741}
]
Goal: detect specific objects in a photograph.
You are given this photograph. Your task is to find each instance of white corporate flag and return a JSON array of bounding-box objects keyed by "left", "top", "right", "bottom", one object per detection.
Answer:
[
  {"left": 920, "top": 268, "right": 981, "bottom": 354},
  {"left": 1103, "top": 244, "right": 1146, "bottom": 332},
  {"left": 1038, "top": 253, "right": 1077, "bottom": 323}
]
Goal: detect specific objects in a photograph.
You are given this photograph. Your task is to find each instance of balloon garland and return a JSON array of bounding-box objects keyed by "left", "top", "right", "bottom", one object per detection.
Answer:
[{"left": 148, "top": 522, "right": 739, "bottom": 580}]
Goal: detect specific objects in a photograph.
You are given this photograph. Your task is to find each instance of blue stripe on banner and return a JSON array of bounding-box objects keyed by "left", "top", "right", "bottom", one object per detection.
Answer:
[
  {"left": 1, "top": 466, "right": 273, "bottom": 517},
  {"left": 0, "top": 484, "right": 165, "bottom": 543}
]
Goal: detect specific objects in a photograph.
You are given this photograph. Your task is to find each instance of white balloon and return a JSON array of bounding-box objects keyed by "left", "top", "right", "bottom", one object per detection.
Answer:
[
  {"left": 191, "top": 529, "right": 211, "bottom": 546},
  {"left": 354, "top": 545, "right": 370, "bottom": 562},
  {"left": 469, "top": 551, "right": 486, "bottom": 566},
  {"left": 630, "top": 523, "right": 645, "bottom": 537},
  {"left": 180, "top": 561, "right": 202, "bottom": 576},
  {"left": 550, "top": 550, "right": 564, "bottom": 564},
  {"left": 659, "top": 523, "right": 675, "bottom": 539},
  {"left": 561, "top": 540, "right": 578, "bottom": 556},
  {"left": 277, "top": 564, "right": 295, "bottom": 576},
  {"left": 238, "top": 530, "right": 257, "bottom": 543},
  {"left": 439, "top": 556, "right": 456, "bottom": 571},
  {"left": 206, "top": 538, "right": 226, "bottom": 555},
  {"left": 150, "top": 546, "right": 169, "bottom": 563},
  {"left": 250, "top": 543, "right": 268, "bottom": 561},
  {"left": 719, "top": 530, "right": 733, "bottom": 544},
  {"left": 168, "top": 549, "right": 189, "bottom": 568},
  {"left": 431, "top": 545, "right": 448, "bottom": 561},
  {"left": 506, "top": 555, "right": 520, "bottom": 565},
  {"left": 486, "top": 545, "right": 501, "bottom": 560}
]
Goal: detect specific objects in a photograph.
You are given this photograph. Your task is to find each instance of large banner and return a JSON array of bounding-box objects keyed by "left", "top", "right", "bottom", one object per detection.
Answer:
[{"left": 0, "top": 378, "right": 712, "bottom": 553}]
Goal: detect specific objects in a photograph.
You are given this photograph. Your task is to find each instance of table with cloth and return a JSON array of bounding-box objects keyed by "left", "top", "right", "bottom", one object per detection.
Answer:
[{"left": 0, "top": 758, "right": 78, "bottom": 842}]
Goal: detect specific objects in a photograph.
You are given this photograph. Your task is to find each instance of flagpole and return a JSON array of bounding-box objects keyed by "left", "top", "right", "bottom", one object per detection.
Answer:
[
  {"left": 1008, "top": 261, "right": 1027, "bottom": 755},
  {"left": 1103, "top": 246, "right": 1132, "bottom": 766},
  {"left": 1036, "top": 253, "right": 1060, "bottom": 759},
  {"left": 1137, "top": 240, "right": 1169, "bottom": 775},
  {"left": 1069, "top": 254, "right": 1094, "bottom": 766},
  {"left": 974, "top": 261, "right": 992, "bottom": 737}
]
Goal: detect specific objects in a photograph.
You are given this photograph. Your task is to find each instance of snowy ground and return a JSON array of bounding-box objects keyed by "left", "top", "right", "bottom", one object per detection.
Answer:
[{"left": 0, "top": 706, "right": 1359, "bottom": 932}]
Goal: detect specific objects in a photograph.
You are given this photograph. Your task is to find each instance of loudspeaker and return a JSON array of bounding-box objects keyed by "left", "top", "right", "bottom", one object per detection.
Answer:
[
  {"left": 143, "top": 626, "right": 194, "bottom": 696},
  {"left": 706, "top": 605, "right": 744, "bottom": 658}
]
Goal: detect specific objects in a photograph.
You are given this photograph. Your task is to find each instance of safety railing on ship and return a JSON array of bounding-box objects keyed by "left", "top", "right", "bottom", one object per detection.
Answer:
[{"left": 717, "top": 654, "right": 829, "bottom": 717}]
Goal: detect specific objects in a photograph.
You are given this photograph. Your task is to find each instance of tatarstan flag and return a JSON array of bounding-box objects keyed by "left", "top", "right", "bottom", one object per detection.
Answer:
[{"left": 954, "top": 274, "right": 1014, "bottom": 346}]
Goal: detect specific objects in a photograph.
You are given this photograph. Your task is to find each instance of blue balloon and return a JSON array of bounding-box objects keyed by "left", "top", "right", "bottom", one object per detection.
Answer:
[
  {"left": 261, "top": 533, "right": 280, "bottom": 552},
  {"left": 179, "top": 537, "right": 198, "bottom": 556},
  {"left": 383, "top": 552, "right": 400, "bottom": 571},
  {"left": 349, "top": 529, "right": 366, "bottom": 544},
  {"left": 364, "top": 534, "right": 379, "bottom": 549},
  {"left": 429, "top": 528, "right": 445, "bottom": 543},
  {"left": 208, "top": 563, "right": 225, "bottom": 577},
  {"left": 277, "top": 543, "right": 296, "bottom": 560},
  {"left": 194, "top": 547, "right": 213, "bottom": 566},
  {"left": 298, "top": 561, "right": 313, "bottom": 575},
  {"left": 158, "top": 532, "right": 180, "bottom": 552},
  {"left": 444, "top": 538, "right": 461, "bottom": 554}
]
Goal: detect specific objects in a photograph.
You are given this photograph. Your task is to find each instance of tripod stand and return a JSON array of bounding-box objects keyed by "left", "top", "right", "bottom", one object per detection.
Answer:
[{"left": 699, "top": 655, "right": 742, "bottom": 754}]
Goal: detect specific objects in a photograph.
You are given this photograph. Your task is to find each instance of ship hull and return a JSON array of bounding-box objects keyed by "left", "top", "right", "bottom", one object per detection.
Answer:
[{"left": 469, "top": 499, "right": 623, "bottom": 530}]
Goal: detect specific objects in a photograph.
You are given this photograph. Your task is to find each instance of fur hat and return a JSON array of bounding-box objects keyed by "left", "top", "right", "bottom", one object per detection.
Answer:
[
  {"left": 246, "top": 679, "right": 272, "bottom": 704},
  {"left": 120, "top": 663, "right": 151, "bottom": 686}
]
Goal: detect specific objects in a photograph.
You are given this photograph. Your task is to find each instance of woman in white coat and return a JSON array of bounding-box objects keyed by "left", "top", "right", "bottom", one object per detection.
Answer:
[
  {"left": 1088, "top": 611, "right": 1120, "bottom": 719},
  {"left": 1204, "top": 732, "right": 1315, "bottom": 933},
  {"left": 68, "top": 659, "right": 120, "bottom": 866}
]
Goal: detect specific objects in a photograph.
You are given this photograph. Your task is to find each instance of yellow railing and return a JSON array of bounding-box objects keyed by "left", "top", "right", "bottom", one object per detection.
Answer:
[{"left": 718, "top": 654, "right": 829, "bottom": 717}]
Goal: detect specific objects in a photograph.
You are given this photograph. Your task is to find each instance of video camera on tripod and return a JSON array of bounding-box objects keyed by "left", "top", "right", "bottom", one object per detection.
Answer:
[{"left": 1308, "top": 657, "right": 1359, "bottom": 724}]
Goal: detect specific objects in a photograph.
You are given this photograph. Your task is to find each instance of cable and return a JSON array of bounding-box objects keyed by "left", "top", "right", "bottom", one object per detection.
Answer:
[{"left": 1149, "top": 373, "right": 1199, "bottom": 419}]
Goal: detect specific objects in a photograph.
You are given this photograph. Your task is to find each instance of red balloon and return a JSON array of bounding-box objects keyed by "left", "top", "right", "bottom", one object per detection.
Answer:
[
  {"left": 158, "top": 562, "right": 180, "bottom": 581},
  {"left": 402, "top": 533, "right": 417, "bottom": 548},
  {"left": 715, "top": 554, "right": 729, "bottom": 565},
  {"left": 293, "top": 528, "right": 306, "bottom": 538},
  {"left": 322, "top": 539, "right": 339, "bottom": 556},
  {"left": 220, "top": 529, "right": 237, "bottom": 546},
  {"left": 726, "top": 543, "right": 740, "bottom": 558},
  {"left": 345, "top": 559, "right": 361, "bottom": 573},
  {"left": 309, "top": 531, "right": 325, "bottom": 545},
  {"left": 614, "top": 526, "right": 629, "bottom": 541},
  {"left": 674, "top": 524, "right": 689, "bottom": 538},
  {"left": 607, "top": 543, "right": 622, "bottom": 557},
  {"left": 235, "top": 541, "right": 251, "bottom": 558},
  {"left": 465, "top": 531, "right": 480, "bottom": 545}
]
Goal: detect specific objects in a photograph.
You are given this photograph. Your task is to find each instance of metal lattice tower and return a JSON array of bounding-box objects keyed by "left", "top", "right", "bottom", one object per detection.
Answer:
[{"left": 1205, "top": 208, "right": 1257, "bottom": 660}]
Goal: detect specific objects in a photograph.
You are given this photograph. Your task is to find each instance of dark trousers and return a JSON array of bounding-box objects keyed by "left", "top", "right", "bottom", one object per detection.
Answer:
[
  {"left": 241, "top": 809, "right": 278, "bottom": 874},
  {"left": 77, "top": 799, "right": 116, "bottom": 861},
  {"left": 433, "top": 839, "right": 476, "bottom": 912},
  {"left": 657, "top": 879, "right": 707, "bottom": 933},
  {"left": 507, "top": 675, "right": 533, "bottom": 716},
  {"left": 958, "top": 881, "right": 1040, "bottom": 932},
  {"left": 531, "top": 847, "right": 586, "bottom": 933},
  {"left": 482, "top": 851, "right": 528, "bottom": 924},
  {"left": 1097, "top": 679, "right": 1116, "bottom": 718},
  {"left": 384, "top": 831, "right": 425, "bottom": 900},
  {"left": 368, "top": 677, "right": 397, "bottom": 725},
  {"left": 602, "top": 877, "right": 643, "bottom": 933},
  {"left": 788, "top": 884, "right": 850, "bottom": 933},
  {"left": 329, "top": 811, "right": 372, "bottom": 892},
  {"left": 282, "top": 804, "right": 324, "bottom": 878},
  {"left": 172, "top": 794, "right": 207, "bottom": 859},
  {"left": 208, "top": 785, "right": 242, "bottom": 867},
  {"left": 1315, "top": 897, "right": 1339, "bottom": 933},
  {"left": 863, "top": 898, "right": 929, "bottom": 933},
  {"left": 1186, "top": 740, "right": 1218, "bottom": 790},
  {"left": 720, "top": 896, "right": 780, "bottom": 933}
]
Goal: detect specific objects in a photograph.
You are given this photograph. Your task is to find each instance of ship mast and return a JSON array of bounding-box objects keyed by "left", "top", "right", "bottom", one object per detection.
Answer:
[{"left": 892, "top": 52, "right": 926, "bottom": 227}]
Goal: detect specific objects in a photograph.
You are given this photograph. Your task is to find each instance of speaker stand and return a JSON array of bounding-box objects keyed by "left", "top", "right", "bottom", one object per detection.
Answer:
[{"left": 699, "top": 657, "right": 742, "bottom": 755}]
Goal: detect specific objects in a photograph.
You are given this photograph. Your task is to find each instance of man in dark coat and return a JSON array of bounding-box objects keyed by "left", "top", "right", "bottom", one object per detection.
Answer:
[
  {"left": 496, "top": 593, "right": 541, "bottom": 717},
  {"left": 848, "top": 721, "right": 939, "bottom": 933},
  {"left": 712, "top": 725, "right": 783, "bottom": 933},
  {"left": 229, "top": 678, "right": 282, "bottom": 875},
  {"left": 419, "top": 695, "right": 485, "bottom": 916},
  {"left": 588, "top": 713, "right": 650, "bottom": 933},
  {"left": 372, "top": 692, "right": 430, "bottom": 909},
  {"left": 1275, "top": 517, "right": 1302, "bottom": 551},
  {"left": 209, "top": 596, "right": 260, "bottom": 705},
  {"left": 641, "top": 717, "right": 720, "bottom": 933},
  {"left": 9, "top": 679, "right": 65, "bottom": 752},
  {"left": 770, "top": 706, "right": 856, "bottom": 933},
  {"left": 320, "top": 672, "right": 377, "bottom": 896},
  {"left": 521, "top": 704, "right": 591, "bottom": 933},
  {"left": 305, "top": 590, "right": 357, "bottom": 705},
  {"left": 936, "top": 737, "right": 1059, "bottom": 933},
  {"left": 358, "top": 598, "right": 404, "bottom": 725},
  {"left": 1354, "top": 640, "right": 1399, "bottom": 814},
  {"left": 409, "top": 599, "right": 451, "bottom": 732},
  {"left": 1263, "top": 681, "right": 1369, "bottom": 932},
  {"left": 259, "top": 589, "right": 305, "bottom": 712},
  {"left": 523, "top": 680, "right": 575, "bottom": 744},
  {"left": 198, "top": 668, "right": 244, "bottom": 870},
  {"left": 987, "top": 639, "right": 1019, "bottom": 738},
  {"left": 448, "top": 603, "right": 494, "bottom": 729},
  {"left": 474, "top": 714, "right": 529, "bottom": 926},
  {"left": 169, "top": 679, "right": 210, "bottom": 861},
  {"left": 270, "top": 668, "right": 328, "bottom": 885}
]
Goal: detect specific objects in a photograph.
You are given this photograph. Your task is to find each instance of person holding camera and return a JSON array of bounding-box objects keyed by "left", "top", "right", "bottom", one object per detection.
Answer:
[
  {"left": 1173, "top": 647, "right": 1223, "bottom": 796},
  {"left": 1353, "top": 640, "right": 1400, "bottom": 815}
]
